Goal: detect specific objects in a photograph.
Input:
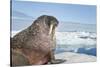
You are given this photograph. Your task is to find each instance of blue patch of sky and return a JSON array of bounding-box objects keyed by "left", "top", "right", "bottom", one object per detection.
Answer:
[{"left": 12, "top": 0, "right": 96, "bottom": 24}]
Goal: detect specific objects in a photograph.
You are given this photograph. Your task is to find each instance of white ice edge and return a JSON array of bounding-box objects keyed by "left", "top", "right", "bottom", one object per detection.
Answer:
[{"left": 55, "top": 52, "right": 96, "bottom": 64}]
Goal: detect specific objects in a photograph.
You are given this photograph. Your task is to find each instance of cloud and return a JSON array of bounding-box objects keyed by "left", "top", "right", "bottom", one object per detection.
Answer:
[
  {"left": 40, "top": 10, "right": 51, "bottom": 13},
  {"left": 12, "top": 10, "right": 33, "bottom": 19}
]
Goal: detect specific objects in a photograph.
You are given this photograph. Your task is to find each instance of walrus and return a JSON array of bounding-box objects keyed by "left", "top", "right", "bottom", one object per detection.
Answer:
[{"left": 11, "top": 15, "right": 66, "bottom": 66}]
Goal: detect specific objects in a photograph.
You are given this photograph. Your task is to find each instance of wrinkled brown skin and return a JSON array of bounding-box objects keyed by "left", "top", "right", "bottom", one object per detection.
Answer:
[{"left": 11, "top": 15, "right": 65, "bottom": 66}]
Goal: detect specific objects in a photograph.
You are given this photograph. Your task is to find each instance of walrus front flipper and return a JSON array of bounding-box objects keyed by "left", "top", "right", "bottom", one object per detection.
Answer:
[
  {"left": 50, "top": 59, "right": 66, "bottom": 64},
  {"left": 49, "top": 51, "right": 66, "bottom": 64}
]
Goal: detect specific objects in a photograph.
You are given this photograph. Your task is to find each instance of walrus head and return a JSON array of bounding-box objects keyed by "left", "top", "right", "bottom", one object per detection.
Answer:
[{"left": 31, "top": 15, "right": 59, "bottom": 38}]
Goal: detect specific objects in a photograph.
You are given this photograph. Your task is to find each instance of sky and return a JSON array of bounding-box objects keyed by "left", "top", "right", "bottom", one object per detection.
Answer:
[
  {"left": 12, "top": 0, "right": 96, "bottom": 24},
  {"left": 11, "top": 0, "right": 96, "bottom": 32}
]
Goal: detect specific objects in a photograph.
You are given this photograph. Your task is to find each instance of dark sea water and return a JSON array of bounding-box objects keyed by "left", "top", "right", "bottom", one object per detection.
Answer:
[
  {"left": 77, "top": 48, "right": 96, "bottom": 56},
  {"left": 55, "top": 47, "right": 96, "bottom": 56}
]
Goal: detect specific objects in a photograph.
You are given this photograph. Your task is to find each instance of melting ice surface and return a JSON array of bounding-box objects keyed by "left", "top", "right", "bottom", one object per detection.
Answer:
[
  {"left": 56, "top": 32, "right": 96, "bottom": 47},
  {"left": 11, "top": 31, "right": 96, "bottom": 56},
  {"left": 55, "top": 32, "right": 96, "bottom": 56}
]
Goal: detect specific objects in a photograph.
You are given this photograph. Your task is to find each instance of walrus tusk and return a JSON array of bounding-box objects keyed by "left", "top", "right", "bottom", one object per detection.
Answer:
[{"left": 49, "top": 24, "right": 53, "bottom": 35}]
